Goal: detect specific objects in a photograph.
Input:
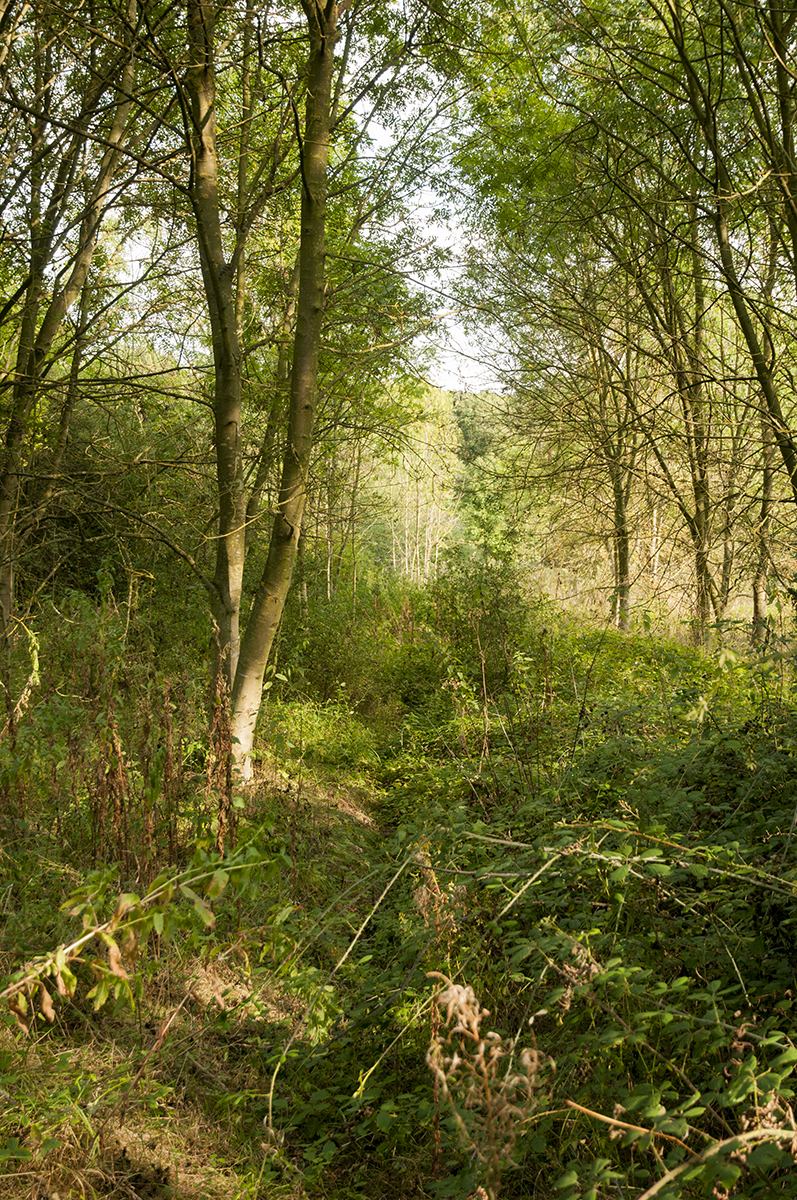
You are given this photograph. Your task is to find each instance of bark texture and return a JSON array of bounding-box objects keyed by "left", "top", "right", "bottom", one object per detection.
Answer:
[{"left": 230, "top": 0, "right": 341, "bottom": 776}]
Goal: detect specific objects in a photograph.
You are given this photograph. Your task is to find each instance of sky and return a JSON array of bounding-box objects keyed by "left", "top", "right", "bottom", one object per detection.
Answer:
[{"left": 427, "top": 322, "right": 502, "bottom": 394}]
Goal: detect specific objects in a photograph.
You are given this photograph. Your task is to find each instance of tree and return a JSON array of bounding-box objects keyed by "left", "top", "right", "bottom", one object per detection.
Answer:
[
  {"left": 152, "top": 0, "right": 447, "bottom": 774},
  {"left": 225, "top": 0, "right": 345, "bottom": 769},
  {"left": 0, "top": 0, "right": 152, "bottom": 725},
  {"left": 449, "top": 0, "right": 797, "bottom": 636}
]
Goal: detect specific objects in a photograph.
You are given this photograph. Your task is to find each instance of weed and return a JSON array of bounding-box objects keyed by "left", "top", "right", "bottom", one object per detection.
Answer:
[{"left": 427, "top": 973, "right": 552, "bottom": 1200}]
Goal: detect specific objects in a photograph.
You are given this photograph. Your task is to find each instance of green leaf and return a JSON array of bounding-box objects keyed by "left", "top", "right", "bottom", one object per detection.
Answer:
[
  {"left": 679, "top": 1164, "right": 705, "bottom": 1182},
  {"left": 206, "top": 869, "right": 229, "bottom": 899},
  {"left": 713, "top": 1161, "right": 741, "bottom": 1187},
  {"left": 0, "top": 1138, "right": 32, "bottom": 1162},
  {"left": 86, "top": 976, "right": 110, "bottom": 1011},
  {"left": 376, "top": 1107, "right": 394, "bottom": 1131},
  {"left": 180, "top": 884, "right": 216, "bottom": 927}
]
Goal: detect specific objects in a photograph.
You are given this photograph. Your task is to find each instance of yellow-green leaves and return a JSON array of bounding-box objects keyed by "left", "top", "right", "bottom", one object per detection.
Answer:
[{"left": 179, "top": 884, "right": 216, "bottom": 928}]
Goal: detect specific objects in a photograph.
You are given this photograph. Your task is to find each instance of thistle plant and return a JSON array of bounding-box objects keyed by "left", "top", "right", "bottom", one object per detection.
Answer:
[{"left": 426, "top": 972, "right": 553, "bottom": 1200}]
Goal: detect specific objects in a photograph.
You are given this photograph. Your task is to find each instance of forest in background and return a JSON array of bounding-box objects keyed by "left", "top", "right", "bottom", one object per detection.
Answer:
[{"left": 2, "top": 1, "right": 797, "bottom": 1198}]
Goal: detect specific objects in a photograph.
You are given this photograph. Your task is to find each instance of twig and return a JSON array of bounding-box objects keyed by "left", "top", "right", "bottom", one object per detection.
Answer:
[{"left": 565, "top": 1099, "right": 692, "bottom": 1153}]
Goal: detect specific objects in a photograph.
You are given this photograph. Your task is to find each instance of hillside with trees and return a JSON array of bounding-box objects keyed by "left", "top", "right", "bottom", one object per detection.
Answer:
[{"left": 2, "top": 2, "right": 797, "bottom": 1198}]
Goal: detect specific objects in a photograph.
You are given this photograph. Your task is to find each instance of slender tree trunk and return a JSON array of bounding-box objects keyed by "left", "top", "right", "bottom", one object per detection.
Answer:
[
  {"left": 230, "top": 0, "right": 340, "bottom": 776},
  {"left": 650, "top": 504, "right": 660, "bottom": 584},
  {"left": 752, "top": 416, "right": 774, "bottom": 644},
  {"left": 333, "top": 442, "right": 362, "bottom": 584},
  {"left": 752, "top": 208, "right": 779, "bottom": 644},
  {"left": 15, "top": 279, "right": 92, "bottom": 553},
  {"left": 326, "top": 480, "right": 334, "bottom": 600},
  {"left": 694, "top": 548, "right": 713, "bottom": 643},
  {"left": 0, "top": 1, "right": 137, "bottom": 684},
  {"left": 663, "top": 1, "right": 797, "bottom": 501},
  {"left": 244, "top": 255, "right": 301, "bottom": 551},
  {"left": 611, "top": 474, "right": 631, "bottom": 631},
  {"left": 713, "top": 198, "right": 797, "bottom": 503},
  {"left": 186, "top": 0, "right": 246, "bottom": 687},
  {"left": 718, "top": 492, "right": 736, "bottom": 619}
]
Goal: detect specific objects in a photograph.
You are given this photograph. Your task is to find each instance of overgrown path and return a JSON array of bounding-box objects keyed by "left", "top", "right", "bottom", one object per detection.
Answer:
[{"left": 4, "top": 623, "right": 797, "bottom": 1199}]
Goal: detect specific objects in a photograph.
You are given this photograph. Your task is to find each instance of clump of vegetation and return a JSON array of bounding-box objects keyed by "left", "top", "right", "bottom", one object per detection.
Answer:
[{"left": 2, "top": 560, "right": 797, "bottom": 1199}]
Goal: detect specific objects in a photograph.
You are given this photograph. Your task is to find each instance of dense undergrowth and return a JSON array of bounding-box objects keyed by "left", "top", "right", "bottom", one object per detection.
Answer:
[{"left": 2, "top": 563, "right": 797, "bottom": 1199}]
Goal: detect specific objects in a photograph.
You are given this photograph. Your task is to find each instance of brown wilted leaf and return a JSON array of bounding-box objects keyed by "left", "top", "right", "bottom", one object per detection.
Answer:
[
  {"left": 54, "top": 965, "right": 77, "bottom": 998},
  {"left": 8, "top": 996, "right": 31, "bottom": 1033},
  {"left": 121, "top": 925, "right": 138, "bottom": 963},
  {"left": 108, "top": 941, "right": 128, "bottom": 979},
  {"left": 39, "top": 983, "right": 55, "bottom": 1022},
  {"left": 110, "top": 892, "right": 139, "bottom": 930}
]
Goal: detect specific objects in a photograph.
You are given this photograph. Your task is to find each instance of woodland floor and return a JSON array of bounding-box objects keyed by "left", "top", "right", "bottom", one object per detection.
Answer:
[
  {"left": 0, "top": 773, "right": 386, "bottom": 1200},
  {"left": 4, "top": 617, "right": 797, "bottom": 1200}
]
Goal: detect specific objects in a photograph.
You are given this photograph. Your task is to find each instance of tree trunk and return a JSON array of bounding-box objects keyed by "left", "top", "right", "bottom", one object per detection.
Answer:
[
  {"left": 186, "top": 0, "right": 246, "bottom": 687},
  {"left": 752, "top": 209, "right": 778, "bottom": 645},
  {"left": 230, "top": 0, "right": 340, "bottom": 776},
  {"left": 752, "top": 416, "right": 774, "bottom": 644},
  {"left": 611, "top": 474, "right": 631, "bottom": 631},
  {"left": 0, "top": 0, "right": 138, "bottom": 689},
  {"left": 712, "top": 197, "right": 797, "bottom": 504},
  {"left": 244, "top": 256, "right": 301, "bottom": 553}
]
